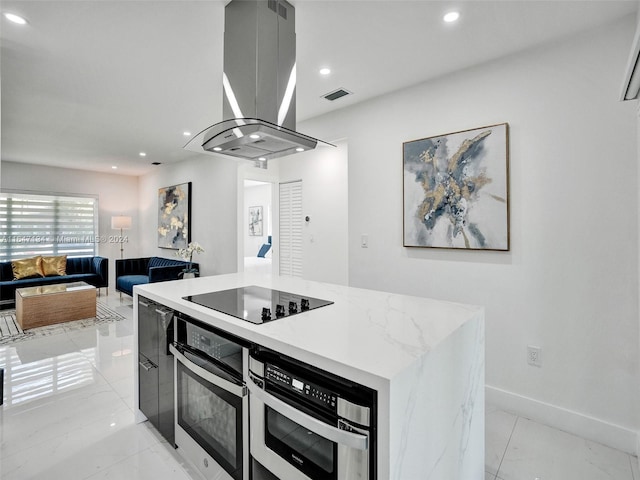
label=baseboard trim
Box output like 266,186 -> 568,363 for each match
486,385 -> 637,455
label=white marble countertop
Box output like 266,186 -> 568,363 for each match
134,273 -> 483,390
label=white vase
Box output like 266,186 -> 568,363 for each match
182,272 -> 196,279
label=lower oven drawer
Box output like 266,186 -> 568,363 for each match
251,457 -> 284,480
176,424 -> 236,480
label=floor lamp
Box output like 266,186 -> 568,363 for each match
111,215 -> 132,259
111,215 -> 132,301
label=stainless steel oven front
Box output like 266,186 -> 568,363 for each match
248,347 -> 376,480
170,313 -> 249,480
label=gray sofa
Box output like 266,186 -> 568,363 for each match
0,256 -> 109,309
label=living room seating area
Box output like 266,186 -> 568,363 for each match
115,256 -> 199,297
0,256 -> 108,309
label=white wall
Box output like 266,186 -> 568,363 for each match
137,155 -> 238,277
0,161 -> 139,291
300,17 -> 639,451
244,183 -> 271,257
275,140 -> 349,285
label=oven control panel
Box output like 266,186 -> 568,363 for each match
265,364 -> 337,411
184,322 -> 240,362
190,332 -> 221,358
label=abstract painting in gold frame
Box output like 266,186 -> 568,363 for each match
158,182 -> 191,249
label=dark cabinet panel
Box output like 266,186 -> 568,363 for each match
138,296 -> 175,444
157,307 -> 175,444
139,353 -> 159,424
138,298 -> 159,364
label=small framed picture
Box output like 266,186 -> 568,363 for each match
249,206 -> 263,236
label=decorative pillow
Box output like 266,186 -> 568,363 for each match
41,255 -> 67,276
12,256 -> 44,280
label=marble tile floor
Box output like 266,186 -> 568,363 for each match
485,406 -> 639,480
0,294 -> 638,480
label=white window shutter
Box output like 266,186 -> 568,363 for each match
279,181 -> 303,278
0,192 -> 98,261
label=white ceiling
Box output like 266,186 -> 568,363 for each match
1,1 -> 637,176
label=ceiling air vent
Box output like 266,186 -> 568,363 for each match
322,88 -> 352,101
278,2 -> 287,19
267,0 -> 287,18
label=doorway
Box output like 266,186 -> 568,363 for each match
242,180 -> 273,274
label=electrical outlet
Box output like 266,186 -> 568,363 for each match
527,345 -> 542,367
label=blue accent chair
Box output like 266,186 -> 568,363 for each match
115,256 -> 199,297
257,235 -> 272,258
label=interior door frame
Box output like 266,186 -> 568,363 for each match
237,166 -> 279,275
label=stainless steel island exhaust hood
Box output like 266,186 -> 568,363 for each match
184,0 -> 331,166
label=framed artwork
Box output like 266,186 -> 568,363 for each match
403,123 -> 509,250
158,182 -> 191,249
249,206 -> 263,236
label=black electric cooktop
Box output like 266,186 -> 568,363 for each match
183,285 -> 334,324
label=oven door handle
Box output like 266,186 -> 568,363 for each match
247,377 -> 368,451
169,344 -> 246,397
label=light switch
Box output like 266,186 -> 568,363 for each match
361,234 -> 368,248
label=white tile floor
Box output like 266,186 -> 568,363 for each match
485,406 -> 639,480
0,294 -> 638,480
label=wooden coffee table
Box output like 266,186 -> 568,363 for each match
15,281 -> 97,330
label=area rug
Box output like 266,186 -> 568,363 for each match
0,302 -> 125,345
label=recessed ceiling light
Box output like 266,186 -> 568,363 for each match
4,13 -> 27,25
183,131 -> 191,137
319,68 -> 331,76
213,147 -> 222,152
258,157 -> 267,161
443,11 -> 460,23
139,152 -> 147,157
249,134 -> 260,139
112,166 -> 118,170
296,147 -> 304,152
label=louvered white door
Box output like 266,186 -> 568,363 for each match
279,181 -> 303,277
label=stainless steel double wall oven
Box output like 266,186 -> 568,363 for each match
157,286 -> 377,480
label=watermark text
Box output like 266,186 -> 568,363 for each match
0,235 -> 128,244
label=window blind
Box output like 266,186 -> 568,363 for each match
279,180 -> 303,278
0,192 -> 98,262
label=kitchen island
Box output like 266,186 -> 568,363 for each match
134,273 -> 485,480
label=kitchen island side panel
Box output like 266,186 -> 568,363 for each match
388,312 -> 485,480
